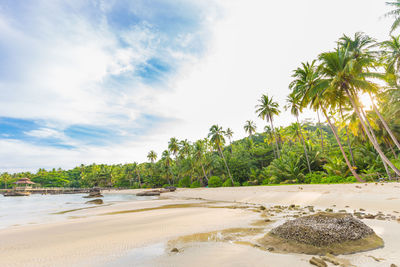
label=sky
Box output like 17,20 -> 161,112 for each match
0,0 -> 394,172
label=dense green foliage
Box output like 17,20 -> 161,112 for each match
1,5 -> 400,189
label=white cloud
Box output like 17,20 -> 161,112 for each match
0,0 -> 393,172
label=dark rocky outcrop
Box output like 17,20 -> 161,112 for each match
83,187 -> 103,198
136,190 -> 161,196
85,199 -> 103,205
258,212 -> 384,255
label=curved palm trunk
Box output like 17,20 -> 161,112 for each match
201,163 -> 208,181
316,109 -> 325,153
219,146 -> 234,184
361,109 -> 392,180
339,105 -> 356,166
345,89 -> 400,177
296,116 -> 312,174
322,108 -> 364,182
270,119 -> 281,158
370,95 -> 400,153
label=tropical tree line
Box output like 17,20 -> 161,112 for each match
1,2 -> 400,189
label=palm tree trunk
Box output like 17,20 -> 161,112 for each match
386,138 -> 398,159
201,163 -> 208,181
360,108 -> 392,180
270,119 -> 281,157
136,170 -> 142,188
322,108 -> 364,182
370,94 -> 400,153
345,89 -> 400,177
339,105 -> 356,166
219,146 -> 234,184
317,109 -> 324,153
296,116 -> 311,174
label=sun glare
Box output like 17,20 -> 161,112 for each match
359,93 -> 374,111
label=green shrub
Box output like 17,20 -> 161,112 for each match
190,181 -> 201,188
222,179 -> 240,187
261,178 -> 270,185
208,176 -> 222,187
305,171 -> 327,184
178,176 -> 191,188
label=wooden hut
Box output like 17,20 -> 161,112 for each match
14,177 -> 35,189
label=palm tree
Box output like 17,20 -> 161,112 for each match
243,120 -> 257,139
147,150 -> 157,163
292,60 -> 365,182
194,140 -> 208,182
385,1 -> 400,33
225,128 -> 234,145
208,125 -> 234,184
168,137 -> 179,158
320,40 -> 400,176
285,93 -> 312,174
161,150 -> 173,185
255,94 -> 281,157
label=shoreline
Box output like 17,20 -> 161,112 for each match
0,184 -> 399,266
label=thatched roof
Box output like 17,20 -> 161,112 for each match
14,177 -> 35,185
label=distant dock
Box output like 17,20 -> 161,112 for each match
0,187 -> 92,195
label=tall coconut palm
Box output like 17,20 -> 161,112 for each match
285,93 -> 312,174
168,137 -> 179,158
147,150 -> 157,163
290,61 -> 325,153
244,120 -> 257,140
318,45 -> 400,176
292,61 -> 365,182
161,150 -> 173,185
225,128 -> 234,145
208,125 -> 234,184
255,94 -> 281,157
194,140 -> 208,182
385,1 -> 400,33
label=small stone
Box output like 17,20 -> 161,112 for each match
85,199 -> 103,205
259,206 -> 266,210
171,248 -> 179,253
325,208 -> 333,212
309,257 -> 327,267
321,255 -> 340,266
364,214 -> 376,219
307,206 -> 315,212
345,206 -> 350,208
267,247 -> 274,251
391,264 -> 398,267
355,186 -> 362,189
338,210 -> 346,213
359,208 -> 365,211
289,204 -> 296,209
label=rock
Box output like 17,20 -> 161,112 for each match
338,210 -> 346,213
259,206 -> 266,210
165,186 -> 177,192
391,264 -> 398,267
267,247 -> 274,251
307,206 -> 315,212
364,214 -> 376,219
309,257 -> 327,267
289,204 -> 296,209
171,248 -> 179,253
325,208 -> 333,212
136,190 -> 161,196
355,185 -> 362,189
321,254 -> 340,265
359,208 -> 365,211
83,192 -> 103,198
85,199 -> 103,205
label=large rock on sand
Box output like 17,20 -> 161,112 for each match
258,212 -> 383,255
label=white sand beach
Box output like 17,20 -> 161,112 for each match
1,184 -> 400,267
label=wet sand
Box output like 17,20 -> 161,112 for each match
1,184 -> 400,266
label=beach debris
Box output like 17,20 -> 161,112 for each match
170,248 -> 179,253
258,212 -> 384,255
309,257 -> 327,267
85,199 -> 103,205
